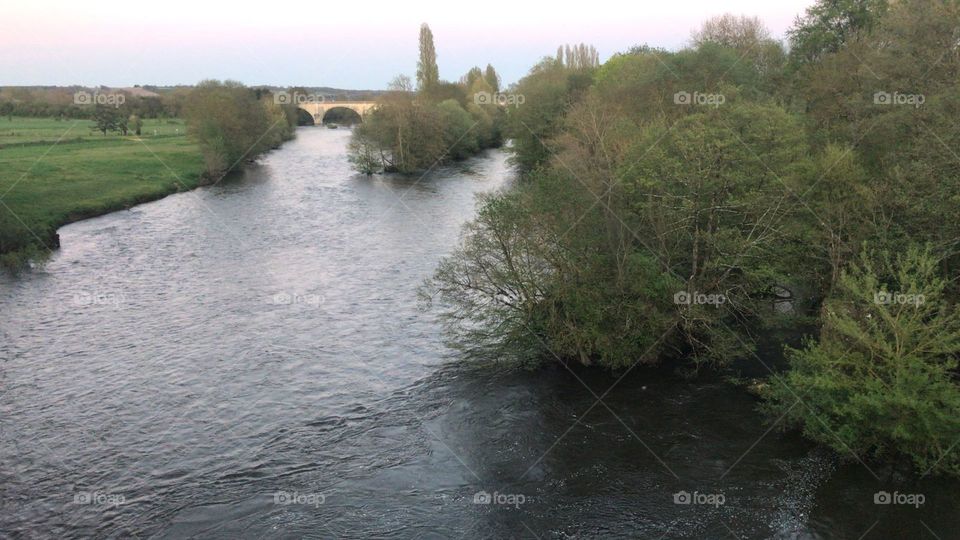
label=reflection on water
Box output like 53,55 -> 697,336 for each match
1,128 -> 958,538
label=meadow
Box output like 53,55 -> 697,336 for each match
0,116 -> 205,264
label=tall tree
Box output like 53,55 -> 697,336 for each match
461,66 -> 483,89
692,13 -> 771,50
416,23 -> 440,94
484,64 -> 500,93
556,43 -> 600,70
787,0 -> 888,70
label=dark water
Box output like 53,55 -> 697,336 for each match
2,128 -> 958,539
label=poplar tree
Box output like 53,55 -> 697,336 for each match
483,64 -> 500,93
416,23 -> 439,94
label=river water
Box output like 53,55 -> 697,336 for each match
1,128 -> 958,539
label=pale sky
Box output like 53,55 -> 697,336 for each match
2,0 -> 814,89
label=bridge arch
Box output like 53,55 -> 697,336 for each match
296,101 -> 377,125
320,106 -> 362,125
294,108 -> 315,126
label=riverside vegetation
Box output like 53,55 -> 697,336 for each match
423,0 -> 960,477
347,24 -> 505,173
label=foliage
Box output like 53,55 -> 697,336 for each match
430,96 -> 810,368
787,0 -> 888,70
484,64 -> 500,93
128,114 -> 143,135
0,86 -> 185,120
503,57 -> 592,173
424,172 -> 681,366
183,80 -> 295,177
555,43 -> 601,70
416,23 -> 440,94
692,14 -> 787,88
427,1 -> 960,478
91,105 -> 122,135
794,0 -> 960,281
762,246 -> 960,476
348,25 -> 503,174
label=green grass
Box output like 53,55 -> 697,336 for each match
0,116 -> 187,146
0,117 -> 205,263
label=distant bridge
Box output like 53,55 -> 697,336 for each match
297,101 -> 377,124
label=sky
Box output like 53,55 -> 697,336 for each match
2,0 -> 815,90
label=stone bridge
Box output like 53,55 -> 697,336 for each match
297,101 -> 377,124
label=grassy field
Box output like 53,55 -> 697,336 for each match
0,116 -> 188,145
0,116 -> 205,264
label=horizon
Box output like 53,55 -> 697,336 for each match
3,0 -> 813,89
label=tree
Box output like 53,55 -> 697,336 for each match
461,66 -> 483,89
483,64 -> 500,93
692,13 -> 771,49
795,0 -> 960,284
556,43 -> 600,70
437,99 -> 480,160
347,33 -> 501,175
91,105 -> 120,135
762,246 -> 960,476
128,114 -> 143,136
619,102 -> 809,366
692,14 -> 786,85
347,131 -> 381,175
504,56 -> 591,172
416,23 -> 439,94
183,80 -> 295,177
388,74 -> 414,92
787,0 -> 888,70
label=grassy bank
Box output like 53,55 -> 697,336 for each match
0,117 -> 205,267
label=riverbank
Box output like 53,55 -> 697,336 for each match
0,118 -> 205,267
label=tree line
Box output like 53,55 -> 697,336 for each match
0,87 -> 185,120
347,24 -> 505,174
425,0 -> 960,477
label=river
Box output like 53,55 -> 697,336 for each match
1,128 -> 958,539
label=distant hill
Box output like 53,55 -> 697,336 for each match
2,85 -> 383,100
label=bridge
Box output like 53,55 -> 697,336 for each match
297,101 -> 377,124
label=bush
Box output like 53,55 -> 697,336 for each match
762,246 -> 960,476
0,211 -> 49,271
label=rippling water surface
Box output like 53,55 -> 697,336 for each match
2,128 -> 959,539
